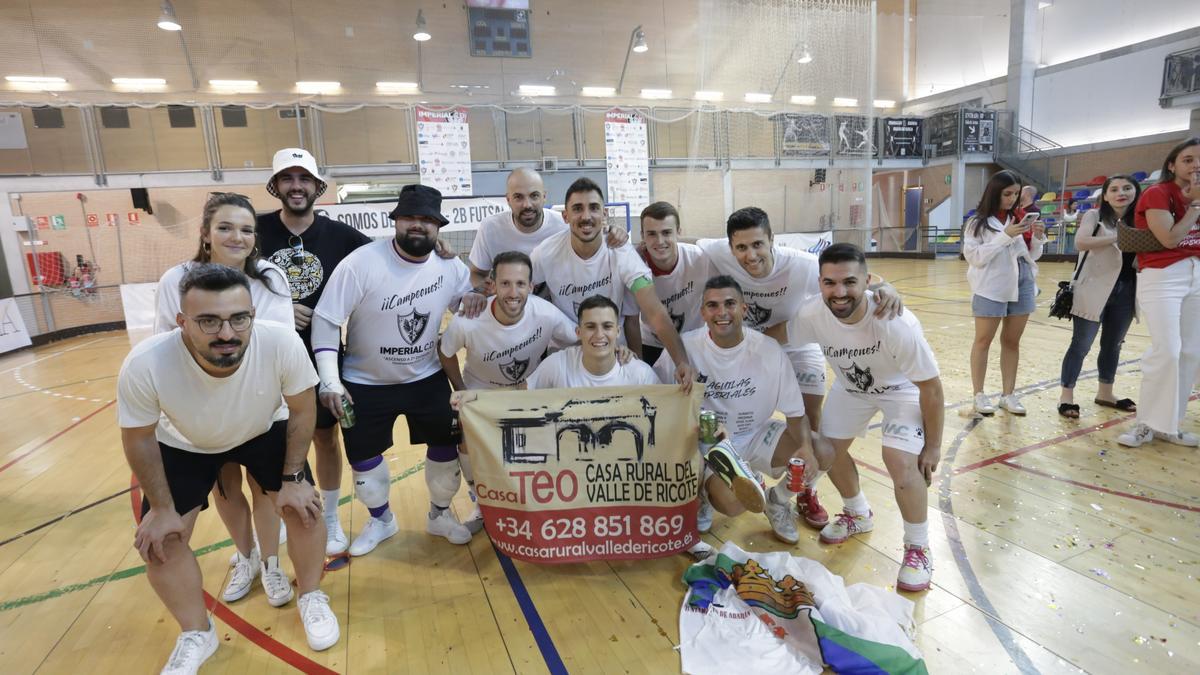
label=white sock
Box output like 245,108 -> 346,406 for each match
842,492 -> 870,515
805,469 -> 828,491
320,489 -> 340,520
425,458 -> 462,509
768,482 -> 790,503
457,452 -> 477,501
903,520 -> 929,548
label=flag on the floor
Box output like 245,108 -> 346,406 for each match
679,542 -> 927,675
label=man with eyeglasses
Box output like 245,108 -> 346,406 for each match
256,148 -> 371,556
117,264 -> 339,673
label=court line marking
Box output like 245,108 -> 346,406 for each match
998,460 -> 1200,513
0,399 -> 115,474
0,336 -> 112,375
490,544 -> 567,675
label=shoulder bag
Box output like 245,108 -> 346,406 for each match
1049,218 -> 1104,319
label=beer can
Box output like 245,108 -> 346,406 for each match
698,409 -> 719,445
787,457 -> 806,493
339,395 -> 356,429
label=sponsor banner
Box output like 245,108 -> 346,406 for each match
778,113 -> 831,157
0,298 -> 32,354
882,117 -> 923,158
605,108 -> 650,215
834,114 -> 876,157
461,384 -> 704,564
961,109 -> 995,153
416,106 -> 473,195
774,231 -> 833,255
315,196 -> 508,239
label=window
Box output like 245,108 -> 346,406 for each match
220,105 -> 247,128
167,105 -> 196,128
99,107 -> 130,129
31,107 -> 64,129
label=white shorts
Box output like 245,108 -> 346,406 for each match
740,419 -> 788,476
787,343 -> 827,396
820,387 -> 925,455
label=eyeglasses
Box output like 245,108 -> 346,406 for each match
186,312 -> 254,334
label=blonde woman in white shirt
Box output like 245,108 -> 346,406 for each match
153,192 -> 295,607
964,170 -> 1046,416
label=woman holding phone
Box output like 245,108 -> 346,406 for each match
964,170 -> 1046,415
1117,138 -> 1200,447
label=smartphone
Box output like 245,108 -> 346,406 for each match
1018,213 -> 1039,229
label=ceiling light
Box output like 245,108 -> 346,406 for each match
693,91 -> 724,101
112,77 -> 166,86
790,95 -> 816,105
632,28 -> 648,53
832,97 -> 859,107
296,81 -> 341,94
6,75 -> 66,84
582,86 -> 615,97
640,88 -> 672,99
413,9 -> 431,41
796,46 -> 813,64
157,0 -> 182,31
377,81 -> 420,93
744,92 -> 771,103
873,99 -> 896,108
209,79 -> 258,91
519,84 -> 556,96
1037,1 -> 1052,8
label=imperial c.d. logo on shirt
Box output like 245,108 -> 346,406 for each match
499,357 -> 530,383
397,309 -> 430,345
744,302 -> 772,327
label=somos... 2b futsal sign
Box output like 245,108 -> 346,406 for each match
460,385 -> 704,563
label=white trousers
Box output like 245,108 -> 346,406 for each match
1135,257 -> 1200,434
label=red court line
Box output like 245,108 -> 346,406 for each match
953,415 -> 1132,474
1000,460 -> 1200,514
130,474 -> 338,674
0,400 -> 115,474
854,458 -> 889,477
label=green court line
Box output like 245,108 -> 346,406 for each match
0,461 -> 425,613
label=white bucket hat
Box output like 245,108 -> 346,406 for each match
266,148 -> 327,199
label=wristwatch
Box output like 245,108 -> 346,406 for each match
281,468 -> 307,484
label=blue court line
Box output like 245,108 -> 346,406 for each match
490,543 -> 568,675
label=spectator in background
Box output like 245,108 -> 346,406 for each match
1062,199 -> 1080,225
1117,138 -> 1200,448
1057,176 -> 1140,419
964,170 -> 1046,416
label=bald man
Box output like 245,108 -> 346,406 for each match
468,168 -> 568,291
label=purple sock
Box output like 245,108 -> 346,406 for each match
426,444 -> 459,462
368,502 -> 390,518
350,455 -> 383,472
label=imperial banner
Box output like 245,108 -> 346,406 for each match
459,384 -> 704,564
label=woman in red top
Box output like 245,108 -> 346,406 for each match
1116,138 -> 1200,448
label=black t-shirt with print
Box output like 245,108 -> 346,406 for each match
256,210 -> 371,342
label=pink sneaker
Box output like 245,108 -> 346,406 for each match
897,545 -> 933,592
819,510 -> 874,544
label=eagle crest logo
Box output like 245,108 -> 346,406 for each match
396,309 -> 430,345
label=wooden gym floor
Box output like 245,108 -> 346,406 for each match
0,259 -> 1196,674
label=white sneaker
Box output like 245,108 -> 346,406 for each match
160,619 -> 217,675
998,395 -> 1026,416
348,515 -> 399,556
1153,429 -> 1200,447
1117,422 -> 1154,448
764,486 -> 799,544
260,555 -> 294,607
222,549 -> 260,602
697,494 -> 713,533
427,509 -> 472,545
973,393 -> 996,416
686,540 -> 715,562
297,590 -> 340,651
463,504 -> 485,534
325,516 -> 349,556
897,545 -> 933,592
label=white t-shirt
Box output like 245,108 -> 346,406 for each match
786,294 -> 940,400
313,239 -> 472,385
640,243 -> 710,348
697,239 -> 820,331
655,328 -> 804,449
526,346 -> 661,389
154,260 -> 293,334
531,231 -> 651,320
467,208 -> 567,271
439,295 -> 577,389
117,321 -> 318,454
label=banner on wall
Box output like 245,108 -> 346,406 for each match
778,113 -> 831,157
961,109 -> 995,153
460,385 -> 704,564
416,106 -> 473,196
0,298 -> 32,354
835,115 -> 876,157
928,109 -> 959,158
604,108 -> 650,214
882,117 -> 924,158
315,195 -> 508,239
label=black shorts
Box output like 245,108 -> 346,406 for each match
341,371 -> 456,464
641,345 -> 664,369
141,420 -> 314,517
301,332 -> 342,430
